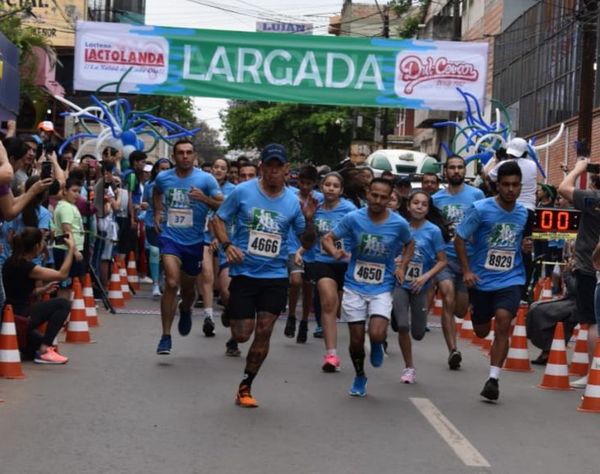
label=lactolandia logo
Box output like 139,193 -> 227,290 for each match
359,234 -> 386,257
488,223 -> 517,248
251,208 -> 280,234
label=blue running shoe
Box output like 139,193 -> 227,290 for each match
349,376 -> 368,397
157,335 -> 172,355
178,305 -> 192,336
370,342 -> 384,368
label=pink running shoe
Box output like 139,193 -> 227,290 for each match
400,367 -> 416,384
34,347 -> 69,365
322,354 -> 341,373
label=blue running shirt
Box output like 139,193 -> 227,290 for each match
153,168 -> 222,245
314,198 -> 357,264
332,207 -> 412,295
286,188 -> 323,263
204,181 -> 236,244
401,220 -> 446,291
432,184 -> 485,258
456,197 -> 528,291
217,179 -> 305,279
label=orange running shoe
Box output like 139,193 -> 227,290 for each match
235,385 -> 259,408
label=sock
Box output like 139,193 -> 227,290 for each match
240,371 -> 256,389
489,366 -> 501,380
350,349 -> 365,377
148,245 -> 160,282
203,307 -> 214,320
326,349 -> 337,357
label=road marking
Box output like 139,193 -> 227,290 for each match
410,397 -> 491,468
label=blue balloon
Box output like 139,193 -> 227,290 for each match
121,130 -> 137,146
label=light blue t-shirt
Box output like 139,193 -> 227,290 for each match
153,168 -> 222,245
401,220 -> 446,291
456,197 -> 528,291
314,198 -> 357,264
332,207 -> 412,295
142,180 -> 155,228
217,179 -> 305,279
286,188 -> 323,263
432,184 -> 485,258
205,181 -> 236,244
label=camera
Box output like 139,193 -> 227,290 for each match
54,234 -> 67,245
586,163 -> 600,174
40,161 -> 52,180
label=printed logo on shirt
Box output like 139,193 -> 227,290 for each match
359,234 -> 387,257
488,223 -> 518,248
442,204 -> 463,238
251,208 -> 281,234
315,218 -> 332,235
166,188 -> 190,208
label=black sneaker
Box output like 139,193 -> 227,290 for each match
480,377 -> 499,401
448,349 -> 462,370
284,316 -> 296,338
296,320 -> 308,344
203,317 -> 215,337
178,305 -> 192,336
225,339 -> 241,357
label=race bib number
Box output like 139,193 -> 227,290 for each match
248,230 -> 282,258
167,209 -> 193,228
354,260 -> 385,284
484,249 -> 515,271
405,262 -> 423,282
320,239 -> 344,255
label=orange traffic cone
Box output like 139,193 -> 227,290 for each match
65,278 -> 92,344
538,322 -> 572,390
459,312 -> 474,340
431,291 -> 442,317
539,278 -> 553,301
578,339 -> 600,412
504,308 -> 532,372
0,305 -> 25,379
83,273 -> 99,327
118,258 -> 132,301
127,251 -> 140,290
481,318 -> 495,353
569,324 -> 589,377
108,262 -> 124,308
533,278 -> 544,302
572,323 -> 580,344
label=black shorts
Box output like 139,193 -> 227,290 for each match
116,216 -> 137,254
302,262 -> 316,283
228,275 -> 289,319
311,262 -> 348,289
469,285 -> 521,325
574,271 -> 597,324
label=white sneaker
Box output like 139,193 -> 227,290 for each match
570,375 -> 588,389
152,284 -> 162,298
400,367 -> 416,384
140,276 -> 153,284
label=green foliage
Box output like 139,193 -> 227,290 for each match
192,119 -> 225,162
135,95 -> 197,130
390,0 -> 431,38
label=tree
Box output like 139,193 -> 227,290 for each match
134,95 -> 197,130
192,120 -> 224,162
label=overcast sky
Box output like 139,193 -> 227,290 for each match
144,0 -> 383,141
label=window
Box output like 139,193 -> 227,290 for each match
371,155 -> 392,171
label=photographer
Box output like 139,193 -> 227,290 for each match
558,158 -> 600,388
3,227 -> 75,364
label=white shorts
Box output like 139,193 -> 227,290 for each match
341,288 -> 393,323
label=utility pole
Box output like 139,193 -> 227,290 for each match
382,4 -> 390,148
577,0 -> 598,188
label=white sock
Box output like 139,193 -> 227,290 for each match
203,308 -> 214,320
489,366 -> 501,380
326,349 -> 337,356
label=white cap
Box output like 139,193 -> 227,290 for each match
506,137 -> 529,157
143,164 -> 153,173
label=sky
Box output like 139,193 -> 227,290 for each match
144,0 -> 383,142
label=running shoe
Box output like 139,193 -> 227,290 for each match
225,339 -> 241,357
152,283 -> 161,299
296,320 -> 308,343
448,349 -> 462,370
349,375 -> 368,397
157,335 -> 172,354
236,385 -> 259,408
140,276 -> 154,284
480,377 -> 499,401
178,304 -> 192,336
202,316 -> 216,337
284,315 -> 296,338
313,325 -> 323,338
34,347 -> 68,365
370,342 -> 384,368
322,354 -> 341,373
400,367 -> 416,384
570,375 -> 588,389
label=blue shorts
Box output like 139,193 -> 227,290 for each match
435,255 -> 467,293
159,236 -> 204,277
469,285 -> 521,325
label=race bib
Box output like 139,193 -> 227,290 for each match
167,208 -> 193,228
405,262 -> 423,282
354,260 -> 385,284
484,249 -> 515,271
320,239 -> 344,255
248,230 -> 282,258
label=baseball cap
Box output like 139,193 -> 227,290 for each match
260,143 -> 288,163
38,121 -> 54,133
395,175 -> 412,186
506,137 -> 528,158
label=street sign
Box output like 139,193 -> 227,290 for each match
256,22 -> 313,34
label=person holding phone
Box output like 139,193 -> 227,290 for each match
3,227 -> 75,364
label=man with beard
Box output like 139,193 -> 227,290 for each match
432,155 -> 485,370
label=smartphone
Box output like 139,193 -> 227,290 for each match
586,163 -> 600,174
41,161 -> 52,180
54,234 -> 67,246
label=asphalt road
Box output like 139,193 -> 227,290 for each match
1,290 -> 598,474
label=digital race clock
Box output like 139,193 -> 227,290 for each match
532,208 -> 581,239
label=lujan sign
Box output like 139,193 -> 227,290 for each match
74,21 -> 488,110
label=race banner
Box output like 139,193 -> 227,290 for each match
74,21 -> 488,110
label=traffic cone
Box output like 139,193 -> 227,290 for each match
118,258 -> 131,301
454,316 -> 462,335
83,273 -> 99,327
65,278 -> 92,344
504,308 -> 532,372
459,312 -> 474,340
431,291 -> 442,317
578,339 -> 600,412
533,278 -> 543,302
108,262 -> 124,308
481,318 -> 495,353
539,278 -> 553,301
0,305 -> 25,379
127,251 -> 140,290
569,324 -> 589,377
572,323 -> 580,344
538,322 -> 572,390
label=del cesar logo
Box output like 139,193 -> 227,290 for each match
395,54 -> 479,94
